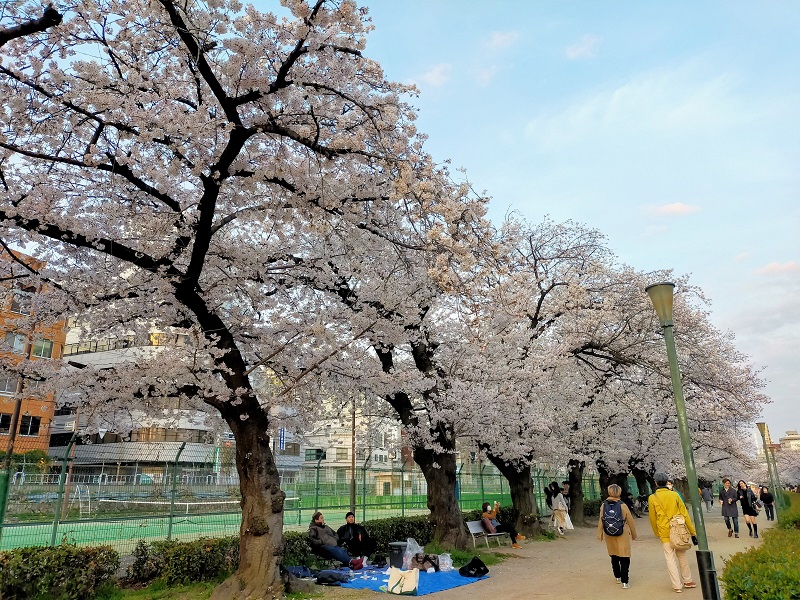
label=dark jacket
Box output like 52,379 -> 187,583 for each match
308,522 -> 339,548
719,486 -> 739,517
761,491 -> 774,505
337,522 -> 369,549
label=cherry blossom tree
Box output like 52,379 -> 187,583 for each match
0,1 -> 457,596
0,3 -> 62,49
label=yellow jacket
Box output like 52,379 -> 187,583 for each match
648,487 -> 696,543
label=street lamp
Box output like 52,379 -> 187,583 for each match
646,282 -> 721,600
755,423 -> 779,518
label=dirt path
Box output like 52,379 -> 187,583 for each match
324,509 -> 771,599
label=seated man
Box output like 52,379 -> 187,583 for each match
307,511 -> 363,570
337,511 -> 377,560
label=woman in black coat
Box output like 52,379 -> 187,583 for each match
737,480 -> 759,538
760,486 -> 775,521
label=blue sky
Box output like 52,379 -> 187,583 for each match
257,1 -> 800,433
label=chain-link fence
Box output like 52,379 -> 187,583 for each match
0,437 -> 607,557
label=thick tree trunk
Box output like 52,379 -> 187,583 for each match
212,416 -> 285,600
567,459 -> 586,526
486,455 -> 543,536
632,468 -> 651,498
414,447 -> 468,549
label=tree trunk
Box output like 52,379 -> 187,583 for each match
567,459 -> 586,526
632,468 -> 651,498
414,446 -> 468,549
211,416 -> 285,600
486,455 -> 543,536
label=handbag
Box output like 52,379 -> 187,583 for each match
387,567 -> 419,595
409,553 -> 440,571
651,494 -> 692,550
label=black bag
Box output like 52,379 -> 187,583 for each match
371,554 -> 388,568
458,556 -> 489,578
601,500 -> 625,536
315,570 -> 350,585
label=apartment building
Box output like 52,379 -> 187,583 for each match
0,249 -> 66,453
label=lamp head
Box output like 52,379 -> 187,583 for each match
645,282 -> 675,327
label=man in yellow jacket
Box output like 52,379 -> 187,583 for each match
648,473 -> 698,593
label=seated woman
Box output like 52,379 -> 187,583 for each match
337,511 -> 377,560
481,501 -> 524,549
307,511 -> 363,569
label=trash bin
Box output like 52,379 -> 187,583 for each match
388,542 -> 408,569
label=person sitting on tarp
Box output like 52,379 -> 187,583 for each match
337,511 -> 377,560
307,511 -> 363,570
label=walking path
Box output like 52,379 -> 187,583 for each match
327,508 -> 771,599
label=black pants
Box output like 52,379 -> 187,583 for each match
611,555 -> 631,584
345,536 -> 377,558
764,504 -> 775,521
496,523 -> 519,542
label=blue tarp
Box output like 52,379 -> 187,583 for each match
342,567 -> 488,595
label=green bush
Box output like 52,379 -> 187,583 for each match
159,537 -> 239,585
720,527 -> 800,600
583,499 -> 601,517
0,543 -> 119,600
777,491 -> 800,530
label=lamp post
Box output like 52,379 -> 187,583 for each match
646,282 -> 721,600
768,444 -> 784,509
755,423 -> 779,518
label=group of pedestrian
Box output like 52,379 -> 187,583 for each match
597,473 -> 777,593
546,481 -> 573,536
719,478 -> 772,538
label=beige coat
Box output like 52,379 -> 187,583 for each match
597,498 -> 637,557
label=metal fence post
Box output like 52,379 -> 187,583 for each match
166,442 -> 186,541
361,456 -> 370,523
400,460 -> 407,517
314,455 -> 323,512
479,463 -> 486,506
50,435 -> 77,547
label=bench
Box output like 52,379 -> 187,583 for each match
466,520 -> 510,548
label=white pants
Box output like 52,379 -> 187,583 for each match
661,542 -> 692,590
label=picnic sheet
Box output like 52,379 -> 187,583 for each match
341,566 -> 489,595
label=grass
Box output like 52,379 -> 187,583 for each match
96,580 -> 217,600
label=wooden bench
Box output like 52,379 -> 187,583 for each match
466,520 -> 510,548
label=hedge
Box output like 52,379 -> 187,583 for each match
0,543 -> 119,600
718,492 -> 800,600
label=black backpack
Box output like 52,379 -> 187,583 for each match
602,499 -> 625,536
458,556 -> 489,578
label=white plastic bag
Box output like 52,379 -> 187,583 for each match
402,538 -> 424,570
438,553 -> 453,572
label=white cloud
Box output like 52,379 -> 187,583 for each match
416,63 -> 452,88
648,203 -> 700,216
486,31 -> 519,49
756,261 -> 800,275
734,252 -> 751,262
475,65 -> 498,86
566,34 -> 602,60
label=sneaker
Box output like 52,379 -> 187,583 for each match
558,527 -> 565,535
684,582 -> 697,588
754,533 -> 759,538
616,578 -> 621,584
511,543 -> 522,549
727,530 -> 733,537
674,589 -> 683,593
362,556 -> 369,565
622,583 -> 630,589
749,532 -> 753,537
516,534 -> 526,541
735,533 -> 739,538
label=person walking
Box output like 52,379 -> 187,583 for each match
598,484 -> 638,589
550,483 -> 571,536
760,485 -> 775,521
737,480 -> 759,538
648,472 -> 698,593
700,486 -> 713,512
719,478 -> 740,538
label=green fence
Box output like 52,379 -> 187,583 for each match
0,441 -> 605,557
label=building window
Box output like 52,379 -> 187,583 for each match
24,377 -> 45,396
19,415 -> 41,436
4,332 -> 27,354
0,413 -> 11,434
10,292 -> 32,315
280,442 -> 300,457
32,339 -> 54,359
355,448 -> 368,461
305,448 -> 325,461
335,448 -> 349,461
0,375 -> 18,396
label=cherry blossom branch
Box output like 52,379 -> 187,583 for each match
0,5 -> 62,49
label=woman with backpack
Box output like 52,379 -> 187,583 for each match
598,484 -> 638,589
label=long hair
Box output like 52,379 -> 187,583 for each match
482,502 -> 491,513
